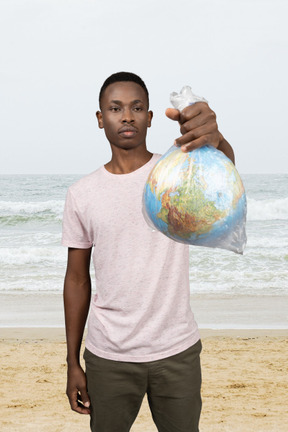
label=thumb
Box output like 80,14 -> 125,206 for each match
165,108 -> 180,121
83,394 -> 90,408
79,387 -> 90,407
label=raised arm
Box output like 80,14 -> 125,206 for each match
217,133 -> 235,164
63,247 -> 92,415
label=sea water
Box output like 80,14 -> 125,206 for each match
189,174 -> 288,296
0,174 -> 287,327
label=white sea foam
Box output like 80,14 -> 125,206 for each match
247,234 -> 288,249
247,197 -> 288,221
0,246 -> 66,265
0,231 -> 61,248
0,200 -> 64,227
1,197 -> 287,226
0,200 -> 64,217
0,273 -> 65,292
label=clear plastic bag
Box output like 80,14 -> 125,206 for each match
143,86 -> 247,254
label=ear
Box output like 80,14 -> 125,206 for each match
147,110 -> 153,128
96,111 -> 104,129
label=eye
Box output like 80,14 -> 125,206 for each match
110,106 -> 121,112
133,106 -> 143,112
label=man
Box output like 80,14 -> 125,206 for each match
62,71 -> 234,432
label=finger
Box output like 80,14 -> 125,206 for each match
68,390 -> 91,415
165,108 -> 180,121
78,386 -> 91,409
175,124 -> 217,147
75,402 -> 91,415
179,102 -> 208,122
178,120 -> 216,143
179,111 -> 217,135
180,136 -> 218,153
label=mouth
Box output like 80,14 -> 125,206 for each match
118,126 -> 137,138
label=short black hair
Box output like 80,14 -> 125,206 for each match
99,71 -> 149,108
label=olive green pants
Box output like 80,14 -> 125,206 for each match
84,340 -> 202,432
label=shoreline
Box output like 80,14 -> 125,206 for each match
1,292 -> 287,329
1,327 -> 287,342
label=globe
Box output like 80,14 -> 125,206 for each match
143,145 -> 247,254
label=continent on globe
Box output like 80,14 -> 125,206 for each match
143,145 -> 247,254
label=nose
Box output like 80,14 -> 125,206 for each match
121,107 -> 134,123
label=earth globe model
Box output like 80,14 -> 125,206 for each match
143,145 -> 247,254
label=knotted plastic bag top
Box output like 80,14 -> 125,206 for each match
143,86 -> 247,254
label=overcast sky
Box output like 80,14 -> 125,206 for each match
1,0 -> 287,175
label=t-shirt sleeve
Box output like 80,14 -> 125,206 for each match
61,188 -> 93,249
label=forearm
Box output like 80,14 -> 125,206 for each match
218,133 -> 235,164
64,276 -> 91,366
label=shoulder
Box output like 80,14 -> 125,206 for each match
149,153 -> 162,168
68,167 -> 104,198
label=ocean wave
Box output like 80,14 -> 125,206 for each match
0,200 -> 64,225
0,275 -> 64,292
2,196 -> 287,226
189,268 -> 288,296
247,197 -> 288,221
0,231 -> 62,248
0,246 -> 66,265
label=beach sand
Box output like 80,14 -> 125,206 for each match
1,328 -> 287,432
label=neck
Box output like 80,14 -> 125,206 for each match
105,147 -> 153,174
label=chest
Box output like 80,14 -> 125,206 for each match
82,178 -> 147,242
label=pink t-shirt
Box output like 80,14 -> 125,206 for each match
62,154 -> 199,362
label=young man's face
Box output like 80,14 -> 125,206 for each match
96,81 -> 153,151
